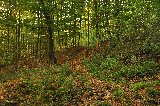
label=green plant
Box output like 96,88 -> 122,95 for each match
0,54 -> 14,66
60,63 -> 73,76
147,88 -> 160,98
100,57 -> 119,70
97,100 -> 111,106
1,65 -> 81,105
113,88 -> 124,101
114,60 -> 159,80
130,81 -> 153,92
0,71 -> 19,82
82,56 -> 99,74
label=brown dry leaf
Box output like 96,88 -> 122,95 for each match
103,92 -> 111,100
0,83 -> 5,101
0,95 -> 4,100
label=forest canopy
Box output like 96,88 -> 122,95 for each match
0,0 -> 159,64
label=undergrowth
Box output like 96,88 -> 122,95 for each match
83,53 -> 159,82
0,64 -> 90,105
83,52 -> 160,105
0,46 -> 159,105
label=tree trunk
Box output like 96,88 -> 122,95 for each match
94,0 -> 99,40
87,3 -> 90,47
47,21 -> 57,64
16,10 -> 21,62
35,10 -> 40,58
39,0 -> 57,64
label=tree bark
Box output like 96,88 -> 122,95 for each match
39,0 -> 57,64
94,0 -> 99,40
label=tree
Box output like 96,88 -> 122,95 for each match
38,0 -> 57,64
0,0 -> 159,65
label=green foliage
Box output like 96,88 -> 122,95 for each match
1,0 -> 159,61
129,81 -> 160,105
83,52 -> 159,83
147,88 -> 160,98
100,57 -> 119,70
141,38 -> 160,59
130,82 -> 153,91
2,55 -> 13,65
117,60 -> 159,79
59,63 -> 73,76
1,65 -> 92,105
83,56 -> 99,74
83,54 -> 120,78
0,71 -> 19,82
112,88 -> 124,101
97,100 -> 111,106
21,66 -> 74,105
130,80 -> 159,92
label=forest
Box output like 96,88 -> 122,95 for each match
0,0 -> 160,105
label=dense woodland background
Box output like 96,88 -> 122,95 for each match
0,0 -> 160,105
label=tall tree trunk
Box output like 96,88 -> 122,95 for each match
87,2 -> 90,47
39,0 -> 57,64
57,13 -> 61,49
16,10 -> 21,62
35,10 -> 40,58
74,14 -> 76,46
47,22 -> 57,64
114,0 -> 122,43
78,16 -> 82,46
94,0 -> 99,40
7,26 -> 10,53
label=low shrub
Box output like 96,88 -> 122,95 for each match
83,53 -> 159,83
112,88 -> 125,101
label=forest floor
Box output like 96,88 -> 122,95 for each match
0,46 -> 160,105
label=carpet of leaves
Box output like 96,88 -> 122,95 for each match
0,45 -> 160,105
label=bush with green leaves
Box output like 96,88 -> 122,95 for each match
83,52 -> 159,83
0,71 -> 19,82
129,80 -> 160,105
147,87 -> 160,98
116,60 -> 159,79
83,54 -> 122,82
112,88 -> 125,101
0,54 -> 13,66
130,81 -> 153,92
97,100 -> 111,106
141,35 -> 160,58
